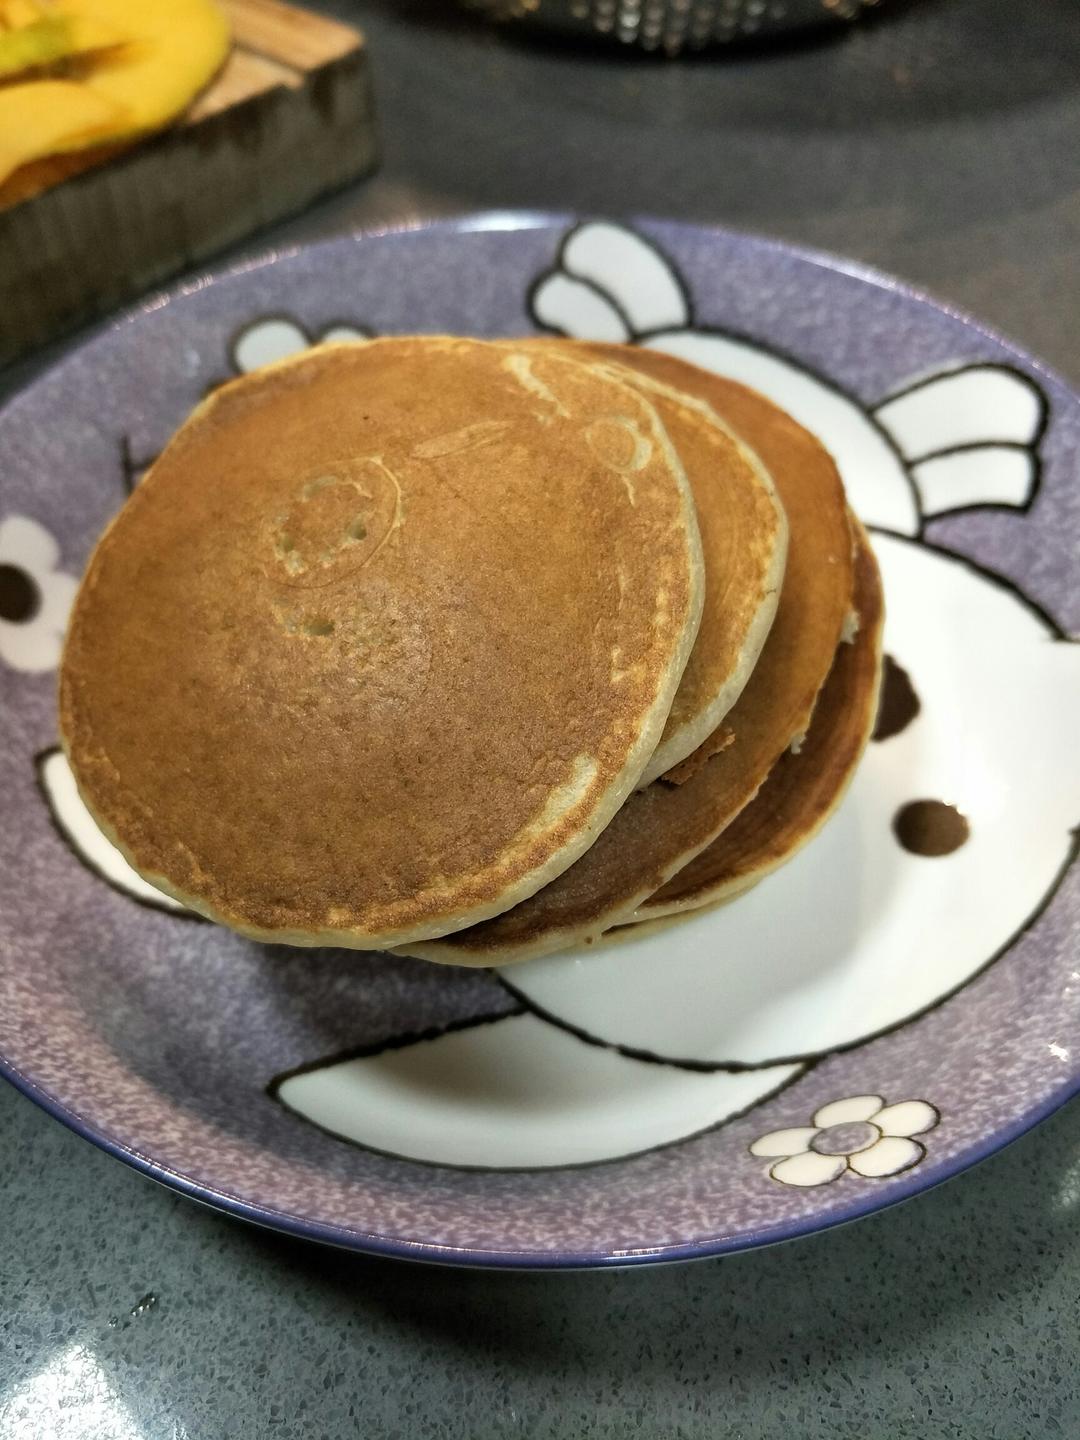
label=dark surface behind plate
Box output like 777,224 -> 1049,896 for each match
4,1076 -> 1080,1435
3,0 -> 1080,1432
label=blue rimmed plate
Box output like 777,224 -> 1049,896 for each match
1,214 -> 1078,1266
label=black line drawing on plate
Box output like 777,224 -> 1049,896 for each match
263,224 -> 1076,1170
31,221 -> 1080,1173
748,1094 -> 941,1189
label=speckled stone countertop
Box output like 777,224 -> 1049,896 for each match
3,1 -> 1080,1434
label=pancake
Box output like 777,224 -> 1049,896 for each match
636,522 -> 884,920
524,340 -> 789,785
403,373 -> 855,966
59,337 -> 705,949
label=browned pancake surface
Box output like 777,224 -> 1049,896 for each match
60,338 -> 703,947
406,367 -> 854,965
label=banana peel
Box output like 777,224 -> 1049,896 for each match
0,0 -> 230,185
0,1 -> 51,26
62,0 -> 231,133
0,11 -> 125,76
0,76 -> 125,179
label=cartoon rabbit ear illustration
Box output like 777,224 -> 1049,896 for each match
230,317 -> 370,375
36,748 -> 196,917
532,221 -> 690,341
872,363 -> 1047,520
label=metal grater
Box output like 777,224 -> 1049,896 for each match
462,0 -> 885,54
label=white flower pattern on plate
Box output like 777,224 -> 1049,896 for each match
750,1094 -> 940,1187
0,515 -> 78,673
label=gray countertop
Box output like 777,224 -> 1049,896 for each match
3,0 -> 1080,1434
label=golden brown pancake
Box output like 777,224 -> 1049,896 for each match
636,522 -> 884,920
60,337 -> 705,948
404,372 -> 855,966
523,340 -> 789,785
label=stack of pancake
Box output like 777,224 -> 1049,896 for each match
60,336 -> 883,963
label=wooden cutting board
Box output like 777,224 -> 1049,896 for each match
0,0 -> 378,367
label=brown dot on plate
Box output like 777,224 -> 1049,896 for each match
893,799 -> 970,857
0,563 -> 40,624
873,653 -> 921,741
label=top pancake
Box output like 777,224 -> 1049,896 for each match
59,337 -> 704,948
527,340 -> 789,786
637,519 -> 884,920
404,365 -> 855,967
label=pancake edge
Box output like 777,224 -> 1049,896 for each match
59,338 -> 708,950
633,518 -> 885,923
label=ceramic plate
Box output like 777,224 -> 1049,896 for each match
2,215 -> 1078,1267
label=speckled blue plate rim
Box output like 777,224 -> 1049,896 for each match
7,206 -> 1076,418
3,1043 -> 1079,1269
101,206 -> 1080,413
